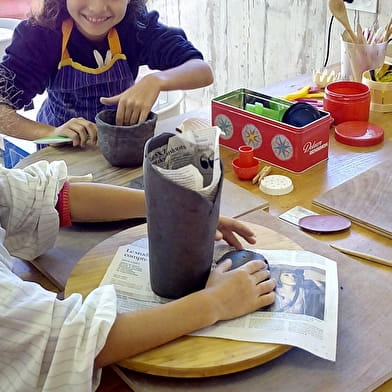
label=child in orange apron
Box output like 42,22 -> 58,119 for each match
0,0 -> 213,147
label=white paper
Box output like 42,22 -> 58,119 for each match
100,241 -> 339,362
279,205 -> 318,226
147,126 -> 222,200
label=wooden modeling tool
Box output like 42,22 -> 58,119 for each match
67,173 -> 93,182
328,0 -> 357,43
330,244 -> 392,268
252,165 -> 272,184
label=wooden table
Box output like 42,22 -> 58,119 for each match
16,72 -> 392,390
17,101 -> 392,266
15,114 -> 268,289
218,77 -> 392,265
65,209 -> 392,392
65,220 -> 298,378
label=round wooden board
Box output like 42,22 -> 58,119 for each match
65,221 -> 302,377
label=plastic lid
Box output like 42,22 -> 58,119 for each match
334,121 -> 384,147
259,175 -> 293,195
281,102 -> 321,127
298,215 -> 351,234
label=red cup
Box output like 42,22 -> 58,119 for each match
232,145 -> 259,180
231,158 -> 259,180
238,145 -> 255,167
323,81 -> 370,125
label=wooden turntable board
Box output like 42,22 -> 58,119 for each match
64,222 -> 300,377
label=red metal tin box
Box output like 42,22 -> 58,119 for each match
211,89 -> 331,173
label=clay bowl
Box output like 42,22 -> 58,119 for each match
231,158 -> 259,180
96,110 -> 157,167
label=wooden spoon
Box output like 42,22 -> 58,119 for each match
356,23 -> 367,44
384,17 -> 392,42
328,0 -> 357,43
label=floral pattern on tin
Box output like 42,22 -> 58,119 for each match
242,124 -> 262,149
215,114 -> 233,139
271,134 -> 293,161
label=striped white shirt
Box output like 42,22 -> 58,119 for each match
0,161 -> 117,391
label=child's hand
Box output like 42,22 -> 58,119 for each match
100,75 -> 161,126
205,259 -> 276,321
54,118 -> 97,147
215,216 -> 257,249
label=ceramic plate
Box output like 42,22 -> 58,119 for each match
299,215 -> 351,233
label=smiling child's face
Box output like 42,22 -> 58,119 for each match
66,0 -> 129,42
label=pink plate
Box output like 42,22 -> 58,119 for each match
298,215 -> 351,233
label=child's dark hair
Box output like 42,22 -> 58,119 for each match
30,0 -> 148,30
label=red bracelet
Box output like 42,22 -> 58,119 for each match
56,181 -> 72,227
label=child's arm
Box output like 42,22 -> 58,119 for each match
0,104 -> 54,141
100,58 -> 213,126
67,183 -> 257,250
145,58 -> 214,91
94,258 -> 275,368
68,182 -> 146,222
0,104 -> 97,147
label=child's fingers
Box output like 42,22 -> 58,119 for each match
257,277 -> 276,295
213,258 -> 232,273
239,259 -> 268,274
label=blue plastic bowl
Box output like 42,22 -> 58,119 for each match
282,102 -> 321,127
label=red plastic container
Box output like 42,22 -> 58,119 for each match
323,81 -> 370,125
232,145 -> 260,180
238,145 -> 256,167
231,158 -> 259,180
212,89 -> 332,173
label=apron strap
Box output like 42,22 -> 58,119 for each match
108,28 -> 122,55
60,19 -> 122,62
61,19 -> 74,61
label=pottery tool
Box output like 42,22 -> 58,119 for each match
356,23 -> 367,44
330,244 -> 392,267
328,0 -> 357,43
245,102 -> 286,122
293,98 -> 323,108
33,136 -> 73,144
282,86 -> 324,101
313,69 -> 341,88
383,17 -> 392,42
252,165 -> 271,184
374,64 -> 392,82
67,173 -> 93,182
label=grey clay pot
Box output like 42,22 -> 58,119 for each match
143,133 -> 223,299
96,109 -> 157,167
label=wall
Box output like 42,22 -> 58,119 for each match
147,0 -> 392,109
0,0 -> 39,19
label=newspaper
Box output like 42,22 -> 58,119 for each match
147,126 -> 222,200
279,205 -> 318,226
100,240 -> 339,361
